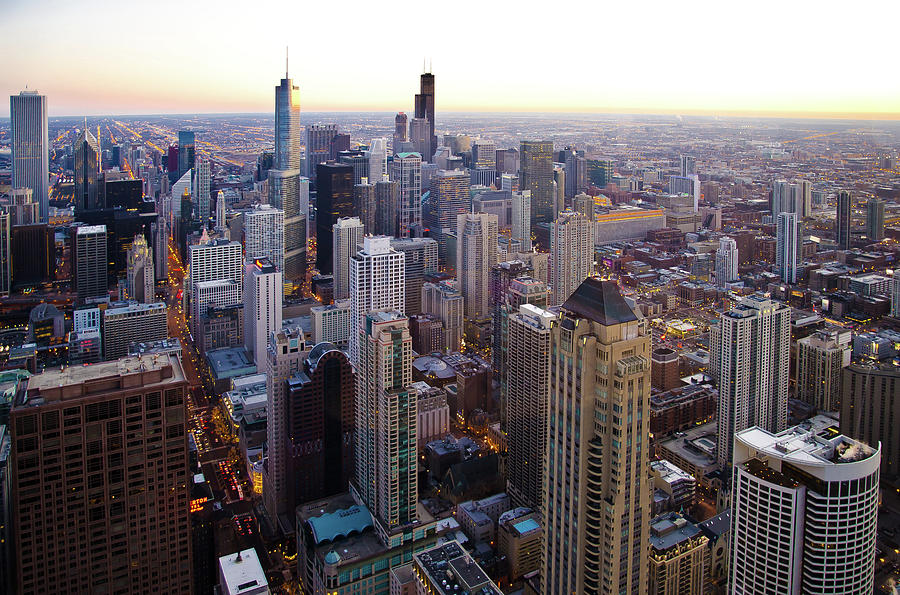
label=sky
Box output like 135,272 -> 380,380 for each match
2,0 -> 899,118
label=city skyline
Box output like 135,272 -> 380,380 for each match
3,0 -> 900,119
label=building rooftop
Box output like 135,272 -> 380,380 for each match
206,347 -> 256,380
218,548 -> 268,595
307,504 -> 373,546
104,301 -> 167,316
698,509 -> 731,539
561,278 -> 639,325
650,512 -> 703,552
414,540 -> 502,595
76,224 -> 106,235
651,459 -> 695,484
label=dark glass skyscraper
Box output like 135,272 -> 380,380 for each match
74,127 -> 101,213
315,163 -> 354,273
414,71 -> 435,161
836,190 -> 852,250
177,130 -> 195,181
275,73 -> 301,171
520,140 -> 555,226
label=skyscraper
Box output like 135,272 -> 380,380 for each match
188,237 -> 243,337
457,212 -> 498,320
242,204 -> 285,274
715,236 -> 738,287
353,179 -> 377,233
9,354 -> 193,593
285,343 -> 355,509
305,124 -> 338,180
101,301 -> 168,360
391,152 -> 423,238
505,303 -> 553,510
836,190 -> 852,249
275,69 -> 301,171
550,209 -> 594,305
75,225 -> 108,302
795,329 -> 851,411
542,279 -> 650,595
194,155 -> 211,225
74,127 -> 101,213
776,211 -> 800,284
389,237 -> 438,316
315,163 -> 354,273
126,233 -> 155,303
10,90 -> 49,222
348,236 -> 405,366
421,280 -> 464,352
351,311 -> 417,544
730,421 -> 880,595
510,190 -> 532,252
520,141 -> 555,226
365,138 -> 388,182
374,178 -> 399,237
426,169 -> 470,262
414,70 -> 435,162
177,130 -> 196,181
393,112 -> 408,151
709,294 -> 790,465
561,147 -> 586,199
332,217 -> 364,300
892,269 -> 900,318
866,197 -> 885,241
680,154 -> 696,177
244,258 -> 283,367
773,179 -> 813,219
409,118 -> 431,161
0,210 -> 10,296
263,325 -> 307,522
842,362 -> 900,482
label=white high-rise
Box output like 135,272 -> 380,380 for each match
332,217 -> 364,300
348,236 -> 405,366
365,138 -> 388,182
188,238 -> 243,336
194,155 -> 211,225
242,204 -> 285,274
10,90 -> 49,221
457,212 -> 498,319
776,211 -> 800,284
243,259 -> 283,367
126,234 -> 155,303
215,190 -> 226,231
773,179 -> 812,218
511,190 -> 532,252
715,236 -> 738,287
710,294 -> 790,465
731,420 -> 880,595
550,209 -> 594,305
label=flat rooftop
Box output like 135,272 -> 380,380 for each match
414,540 -> 502,594
218,548 -> 268,594
650,512 -> 703,552
737,414 -> 876,467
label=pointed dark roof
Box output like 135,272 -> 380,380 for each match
561,278 -> 638,326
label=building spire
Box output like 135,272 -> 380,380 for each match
285,46 -> 289,79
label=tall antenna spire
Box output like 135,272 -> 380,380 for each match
423,57 -> 425,73
285,46 -> 289,79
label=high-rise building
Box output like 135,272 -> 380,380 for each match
414,70 -> 436,162
680,154 -> 696,177
194,155 -> 211,225
773,179 -> 812,218
510,190 -> 532,252
315,163 -> 354,273
836,190 -> 852,249
126,233 -> 155,303
505,303 -> 553,511
275,70 -> 301,171
393,112 -> 408,151
421,280 -> 464,352
374,178 -> 399,237
796,329 -> 851,411
351,311 -> 417,545
348,236 -> 405,367
101,301 -> 168,360
332,217 -> 364,300
242,204 -> 285,274
391,152 -> 423,238
305,124 -> 338,180
353,179 -> 377,233
365,138 -> 388,182
188,238 -> 243,337
457,212 -> 498,320
776,211 -> 800,284
409,118 -> 431,162
715,236 -> 738,287
215,190 -> 226,232
10,90 -> 49,221
74,127 -> 101,213
542,279 -> 650,595
244,258 -> 283,367
561,147 -> 587,199
75,225 -> 108,301
709,294 -> 790,465
866,197 -> 885,241
730,420 -> 880,595
520,141 -> 555,226
263,325 -> 307,524
550,209 -> 594,305
7,187 -> 39,226
389,237 -> 438,316
9,354 -> 193,593
177,130 -> 196,182
268,171 -> 306,287
338,150 -> 369,185
285,342 -> 355,509
472,139 -> 496,169
426,169 -> 469,262
842,362 -> 899,483
0,210 -> 10,296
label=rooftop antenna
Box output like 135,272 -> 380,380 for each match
429,58 -> 432,73
423,57 -> 426,73
285,46 -> 289,78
